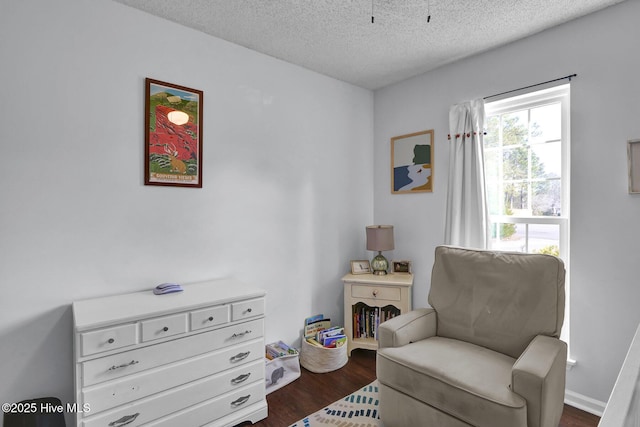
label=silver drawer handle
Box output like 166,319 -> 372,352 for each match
231,330 -> 252,338
244,308 -> 253,314
231,373 -> 251,384
372,289 -> 379,297
108,360 -> 139,371
108,412 -> 139,426
230,351 -> 251,362
231,395 -> 251,407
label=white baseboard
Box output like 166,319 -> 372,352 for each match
565,389 -> 607,417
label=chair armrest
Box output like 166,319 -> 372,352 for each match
512,335 -> 568,427
378,308 -> 437,349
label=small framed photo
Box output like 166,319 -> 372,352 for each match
628,139 -> 640,194
392,260 -> 412,274
350,260 -> 371,275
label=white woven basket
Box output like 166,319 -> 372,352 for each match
299,338 -> 348,373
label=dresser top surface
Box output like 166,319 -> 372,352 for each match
73,278 -> 265,331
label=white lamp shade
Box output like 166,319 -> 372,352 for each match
366,225 -> 394,252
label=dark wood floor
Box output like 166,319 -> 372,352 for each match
248,349 -> 601,427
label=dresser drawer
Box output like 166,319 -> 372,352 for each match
82,318 -> 264,387
231,298 -> 265,321
141,313 -> 187,342
351,284 -> 401,301
191,305 -> 230,331
142,381 -> 265,427
80,324 -> 137,357
82,338 -> 264,414
82,363 -> 265,427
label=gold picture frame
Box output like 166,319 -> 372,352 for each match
391,129 -> 434,194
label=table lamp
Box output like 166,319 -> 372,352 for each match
366,225 -> 394,275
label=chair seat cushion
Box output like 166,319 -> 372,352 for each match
377,337 -> 527,427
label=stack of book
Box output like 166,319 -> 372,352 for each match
304,314 -> 347,348
352,303 -> 400,340
265,341 -> 297,360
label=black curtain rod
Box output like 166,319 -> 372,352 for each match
483,74 -> 577,100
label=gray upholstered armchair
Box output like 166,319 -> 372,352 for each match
377,245 -> 567,427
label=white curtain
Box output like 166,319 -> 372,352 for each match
444,99 -> 489,249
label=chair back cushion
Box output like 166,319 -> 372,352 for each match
428,245 -> 565,358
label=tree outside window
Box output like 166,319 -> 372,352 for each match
484,90 -> 567,258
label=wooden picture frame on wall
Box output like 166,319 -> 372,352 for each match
145,78 -> 203,188
628,139 -> 640,194
391,129 -> 434,194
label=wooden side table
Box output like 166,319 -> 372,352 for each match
342,273 -> 413,356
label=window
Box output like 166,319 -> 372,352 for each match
484,84 -> 570,341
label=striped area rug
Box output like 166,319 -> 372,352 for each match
288,381 -> 381,427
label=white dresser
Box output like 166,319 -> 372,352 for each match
72,279 -> 268,427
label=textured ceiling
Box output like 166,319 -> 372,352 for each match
113,0 -> 626,89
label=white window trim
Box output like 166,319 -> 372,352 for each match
485,84 -> 571,348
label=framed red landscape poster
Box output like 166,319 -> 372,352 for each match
145,78 -> 203,188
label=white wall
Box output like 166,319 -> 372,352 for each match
0,0 -> 373,418
374,0 -> 640,410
